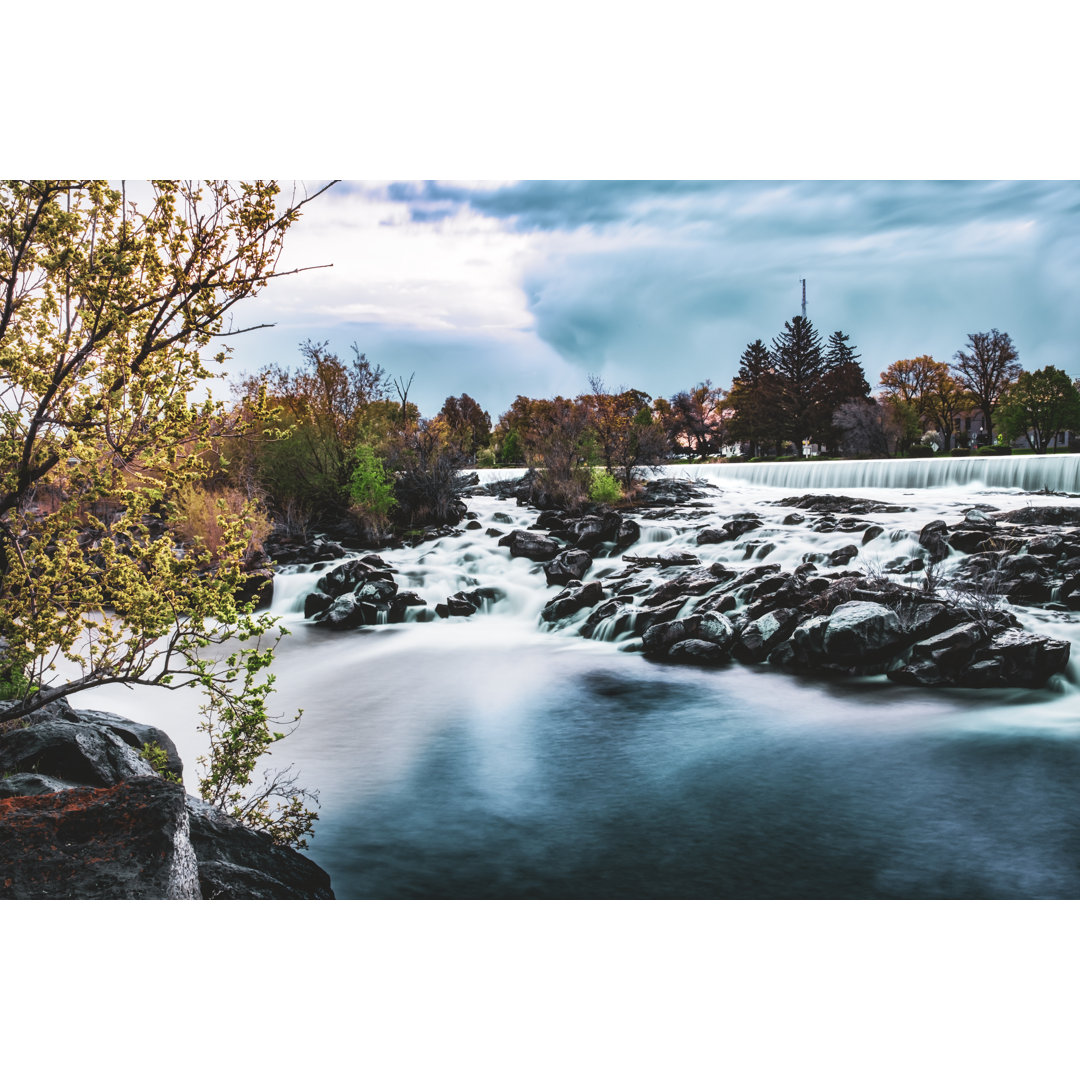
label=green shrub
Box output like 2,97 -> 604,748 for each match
589,470 -> 623,505
906,446 -> 934,458
476,448 -> 497,468
140,741 -> 181,784
950,448 -> 971,457
347,445 -> 397,520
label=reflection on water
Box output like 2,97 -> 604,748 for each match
71,472 -> 1080,898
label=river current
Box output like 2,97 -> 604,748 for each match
74,456 -> 1080,898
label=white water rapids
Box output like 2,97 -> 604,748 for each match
71,455 -> 1080,898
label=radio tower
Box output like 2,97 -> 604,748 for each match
801,278 -> 806,318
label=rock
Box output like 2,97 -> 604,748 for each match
994,506 -> 1080,526
919,520 -> 950,564
436,593 -> 479,618
185,795 -> 334,900
498,530 -> 561,561
66,709 -> 184,782
641,615 -> 704,657
313,595 -> 367,630
613,519 -> 641,552
789,601 -> 905,670
492,512 -> 515,525
465,520 -> 483,530
545,548 -> 593,586
783,512 -> 806,525
389,591 -> 429,622
827,544 -> 859,567
542,581 -> 606,622
316,557 -> 395,599
0,774 -> 85,798
0,776 -> 200,899
579,600 -> 637,640
890,626 -> 1070,689
0,719 -> 157,788
696,516 -> 761,546
304,589 -> 333,619
356,579 -> 398,604
733,607 -> 801,663
667,639 -> 730,665
862,525 -> 884,544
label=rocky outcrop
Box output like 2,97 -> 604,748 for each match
0,706 -> 334,900
498,530 -> 561,561
0,776 -> 200,899
544,548 -> 593,586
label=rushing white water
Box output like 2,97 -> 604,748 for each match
71,461 -> 1080,898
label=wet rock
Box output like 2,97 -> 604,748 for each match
696,516 -> 762,545
579,600 -> 637,640
773,494 -> 907,515
304,589 -> 333,619
919,520 -> 950,564
66,709 -> 184,783
313,595 -> 367,630
994,506 -> 1080,526
890,626 -> 1070,689
186,795 -> 334,900
0,720 -> 156,788
788,601 -> 905,670
0,774 -> 84,798
436,594 -> 478,618
465,520 -> 483,530
541,581 -> 606,622
667,639 -> 730,665
316,557 -> 395,599
545,548 -> 593,586
613,519 -> 641,552
492,511 -> 515,525
862,525 -> 884,545
498,530 -> 561,561
782,512 -> 806,525
356,579 -> 398,604
0,776 -> 199,899
827,544 -> 859,567
641,612 -> 733,658
733,607 -> 801,663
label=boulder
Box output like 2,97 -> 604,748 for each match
733,607 -> 801,663
0,776 -> 200,899
185,795 -> 334,900
544,548 -> 593,586
541,581 -> 605,622
789,601 -> 905,670
667,639 -> 730,665
0,719 -> 157,788
918,520 -> 950,564
66,709 -> 184,782
498,530 -> 561,561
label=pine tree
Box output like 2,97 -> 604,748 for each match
727,339 -> 783,456
770,316 -> 826,454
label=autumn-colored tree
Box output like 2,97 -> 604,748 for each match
437,393 -> 491,458
0,179 -> 331,846
951,329 -> 1022,441
662,381 -> 727,458
580,376 -> 668,486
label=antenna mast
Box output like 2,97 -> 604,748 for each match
801,278 -> 806,318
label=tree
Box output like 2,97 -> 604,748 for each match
236,340 -> 391,524
726,339 -> 783,456
997,366 -> 1080,451
0,179 -> 332,845
581,376 -> 668,486
437,393 -> 491,458
951,329 -> 1022,441
662,381 -> 727,458
769,316 -> 826,453
818,330 -> 871,452
876,356 -> 954,453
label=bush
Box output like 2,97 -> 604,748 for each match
589,470 -> 623,505
977,446 -> 1012,456
950,448 -> 971,457
905,446 -> 934,458
172,484 -> 272,568
476,448 -> 497,468
347,445 -> 397,522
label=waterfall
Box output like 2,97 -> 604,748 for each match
474,456 -> 1080,493
670,455 -> 1080,492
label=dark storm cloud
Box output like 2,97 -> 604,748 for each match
314,181 -> 1080,408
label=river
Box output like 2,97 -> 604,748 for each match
73,455 -> 1080,898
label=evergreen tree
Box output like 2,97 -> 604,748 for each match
818,330 -> 871,452
726,339 -> 781,456
770,315 -> 826,454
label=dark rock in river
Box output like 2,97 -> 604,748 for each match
542,580 -> 606,622
498,530 -> 561,561
918,520 -> 950,564
667,639 -> 730,665
784,601 -> 906,672
733,607 -> 801,663
545,548 -> 593,586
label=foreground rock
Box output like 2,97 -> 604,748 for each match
0,706 -> 333,900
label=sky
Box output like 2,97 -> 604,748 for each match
224,180 -> 1080,420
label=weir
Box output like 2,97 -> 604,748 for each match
478,454 -> 1080,493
